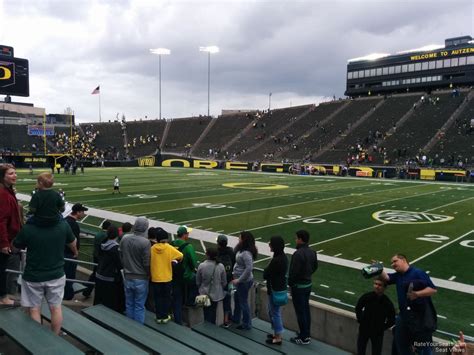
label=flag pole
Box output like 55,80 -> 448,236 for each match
99,89 -> 102,123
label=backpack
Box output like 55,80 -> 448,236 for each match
217,249 -> 234,282
172,242 -> 189,282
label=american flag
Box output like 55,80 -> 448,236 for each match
91,86 -> 100,95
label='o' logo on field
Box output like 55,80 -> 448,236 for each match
372,210 -> 454,224
222,182 -> 289,190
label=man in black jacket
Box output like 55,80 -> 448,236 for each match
356,276 -> 396,355
288,230 -> 318,345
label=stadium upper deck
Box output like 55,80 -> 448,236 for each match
346,35 -> 474,97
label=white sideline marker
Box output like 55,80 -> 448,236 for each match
437,315 -> 447,319
470,323 -> 474,327
317,250 -> 324,253
320,284 -> 330,288
344,291 -> 355,295
329,221 -> 343,224
353,257 -> 362,261
333,253 -> 342,257
255,237 -> 262,241
448,276 -> 456,281
426,271 -> 431,274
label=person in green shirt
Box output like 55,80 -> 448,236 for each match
13,220 -> 77,335
28,172 -> 65,227
171,225 -> 198,324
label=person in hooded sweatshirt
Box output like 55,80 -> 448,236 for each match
94,225 -> 125,312
150,228 -> 183,323
119,217 -> 151,324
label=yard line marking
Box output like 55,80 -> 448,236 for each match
215,230 -> 224,233
285,243 -> 291,246
193,226 -> 202,229
333,253 -> 342,257
317,250 -> 324,253
470,323 -> 474,327
437,315 -> 447,319
205,227 -> 213,231
426,271 -> 430,274
353,257 -> 362,261
200,240 -> 206,253
311,192 -> 470,247
254,256 -> 272,264
448,276 -> 456,281
145,182 -> 377,216
411,230 -> 474,264
425,197 -> 474,212
255,237 -> 262,241
329,221 -> 343,224
208,184 -> 426,228
344,291 -> 355,295
313,224 -> 383,246
320,284 -> 330,288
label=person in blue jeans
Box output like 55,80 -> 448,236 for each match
263,236 -> 288,345
380,254 -> 437,355
119,217 -> 151,324
288,230 -> 318,345
231,231 -> 258,330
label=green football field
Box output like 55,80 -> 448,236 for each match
14,167 -> 474,339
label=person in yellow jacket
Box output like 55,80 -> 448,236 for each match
150,227 -> 183,323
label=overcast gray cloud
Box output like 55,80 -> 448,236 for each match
0,0 -> 472,122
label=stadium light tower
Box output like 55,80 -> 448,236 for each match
150,48 -> 171,120
199,46 -> 219,117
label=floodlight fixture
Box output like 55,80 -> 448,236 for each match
149,48 -> 171,120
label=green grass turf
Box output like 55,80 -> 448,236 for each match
14,167 -> 474,337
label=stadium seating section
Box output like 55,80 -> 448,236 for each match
1,88 -> 472,166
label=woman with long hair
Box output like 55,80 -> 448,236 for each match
263,236 -> 288,345
0,164 -> 22,307
232,231 -> 258,330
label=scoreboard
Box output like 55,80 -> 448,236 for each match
0,44 -> 29,97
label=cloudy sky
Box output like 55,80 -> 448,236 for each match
0,0 -> 473,123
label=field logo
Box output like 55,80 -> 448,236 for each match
138,156 -> 155,167
222,182 -> 289,190
372,210 -> 454,224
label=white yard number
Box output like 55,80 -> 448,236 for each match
459,240 -> 474,248
416,234 -> 450,243
127,194 -> 157,199
278,215 -> 301,220
417,234 -> 474,249
277,215 -> 326,224
192,203 -> 236,209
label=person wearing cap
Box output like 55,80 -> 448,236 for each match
63,203 -> 88,300
216,234 -> 235,327
119,217 -> 151,324
150,227 -> 183,323
170,225 -> 198,322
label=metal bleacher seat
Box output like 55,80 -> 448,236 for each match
41,303 -> 147,354
0,307 -> 82,355
251,318 -> 351,354
192,321 -> 283,355
82,304 -> 200,354
143,310 -> 242,355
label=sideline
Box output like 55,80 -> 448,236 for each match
16,193 -> 474,295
